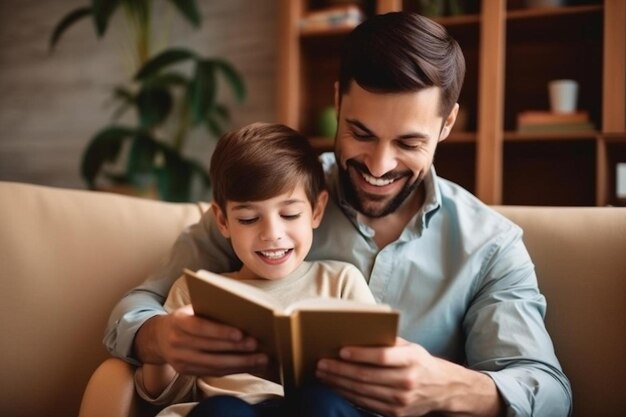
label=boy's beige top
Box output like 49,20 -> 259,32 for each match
135,260 -> 375,414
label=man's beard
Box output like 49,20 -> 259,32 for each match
338,159 -> 423,218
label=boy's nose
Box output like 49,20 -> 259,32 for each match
259,219 -> 283,242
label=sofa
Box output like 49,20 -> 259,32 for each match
0,181 -> 624,417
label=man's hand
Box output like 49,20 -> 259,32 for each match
134,305 -> 268,376
315,338 -> 503,417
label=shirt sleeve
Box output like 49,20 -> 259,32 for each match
103,209 -> 240,364
463,226 -> 572,416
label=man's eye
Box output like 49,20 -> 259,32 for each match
351,130 -> 373,140
281,213 -> 301,220
237,217 -> 258,225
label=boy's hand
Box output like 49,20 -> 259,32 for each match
315,338 -> 502,417
135,305 -> 269,376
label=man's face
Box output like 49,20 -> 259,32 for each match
334,82 -> 457,218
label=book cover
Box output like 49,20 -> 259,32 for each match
517,121 -> 595,133
517,110 -> 590,126
184,269 -> 399,394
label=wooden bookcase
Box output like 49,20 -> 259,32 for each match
276,0 -> 626,206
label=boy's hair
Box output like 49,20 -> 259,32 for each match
339,11 -> 465,118
210,122 -> 325,211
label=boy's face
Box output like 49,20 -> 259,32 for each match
334,82 -> 458,218
213,185 -> 328,280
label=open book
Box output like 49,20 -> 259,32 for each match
184,269 -> 399,394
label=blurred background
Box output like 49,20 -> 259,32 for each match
0,0 -> 279,196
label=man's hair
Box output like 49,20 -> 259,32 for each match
339,12 -> 465,117
210,122 -> 326,211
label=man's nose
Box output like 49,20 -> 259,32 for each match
366,143 -> 397,178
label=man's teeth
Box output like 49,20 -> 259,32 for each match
259,249 -> 290,259
362,172 -> 394,186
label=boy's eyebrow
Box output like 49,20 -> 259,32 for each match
230,199 -> 308,211
346,118 -> 430,141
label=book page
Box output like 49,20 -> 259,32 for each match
284,297 -> 393,314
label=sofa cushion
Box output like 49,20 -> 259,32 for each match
0,182 -> 204,417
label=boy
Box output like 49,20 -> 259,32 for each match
134,123 -> 379,417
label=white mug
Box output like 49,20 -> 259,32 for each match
548,79 -> 578,114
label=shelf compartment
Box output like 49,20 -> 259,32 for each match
504,7 -> 603,132
502,139 -> 596,206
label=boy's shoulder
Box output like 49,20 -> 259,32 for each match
305,260 -> 366,285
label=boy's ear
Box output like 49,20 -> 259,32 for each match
211,204 -> 231,238
312,190 -> 329,229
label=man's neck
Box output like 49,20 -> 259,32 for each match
357,185 -> 425,249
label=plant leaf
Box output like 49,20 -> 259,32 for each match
156,147 -> 193,202
213,103 -> 231,122
49,7 -> 93,51
80,126 -> 136,187
167,0 -> 202,28
135,48 -> 198,80
136,86 -> 173,128
205,115 -> 223,138
146,72 -> 189,89
90,0 -> 121,36
126,133 -> 158,185
213,59 -> 246,102
188,60 -> 216,126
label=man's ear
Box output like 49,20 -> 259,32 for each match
211,204 -> 231,238
312,190 -> 329,229
438,103 -> 459,142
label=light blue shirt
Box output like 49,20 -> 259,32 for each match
105,153 -> 572,416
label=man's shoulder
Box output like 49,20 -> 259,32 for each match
436,177 -> 520,237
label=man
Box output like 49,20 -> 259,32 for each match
105,12 -> 571,416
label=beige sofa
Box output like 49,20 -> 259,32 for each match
0,181 -> 624,417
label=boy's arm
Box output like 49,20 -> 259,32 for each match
135,363 -> 179,399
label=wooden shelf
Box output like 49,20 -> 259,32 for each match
277,0 -> 626,206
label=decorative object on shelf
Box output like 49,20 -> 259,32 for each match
300,4 -> 365,34
548,79 -> 579,114
49,0 -> 246,202
416,0 -> 469,17
516,110 -> 594,133
317,106 -> 338,139
617,163 -> 626,200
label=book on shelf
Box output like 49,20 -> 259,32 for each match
184,269 -> 399,395
517,110 -> 595,133
517,122 -> 595,133
299,4 -> 365,34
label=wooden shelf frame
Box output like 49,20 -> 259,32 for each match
276,0 -> 626,206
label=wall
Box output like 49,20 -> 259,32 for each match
0,0 -> 278,189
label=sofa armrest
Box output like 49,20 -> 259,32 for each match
78,358 -> 139,417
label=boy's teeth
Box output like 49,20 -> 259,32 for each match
260,249 -> 289,259
362,172 -> 394,186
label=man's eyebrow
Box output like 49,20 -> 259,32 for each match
346,118 -> 430,141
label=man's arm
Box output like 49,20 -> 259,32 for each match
317,228 -> 572,417
103,210 -> 247,365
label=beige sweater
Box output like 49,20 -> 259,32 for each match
135,260 -> 374,416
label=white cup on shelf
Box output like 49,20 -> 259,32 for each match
548,79 -> 578,114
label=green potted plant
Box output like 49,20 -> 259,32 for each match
49,0 -> 246,201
